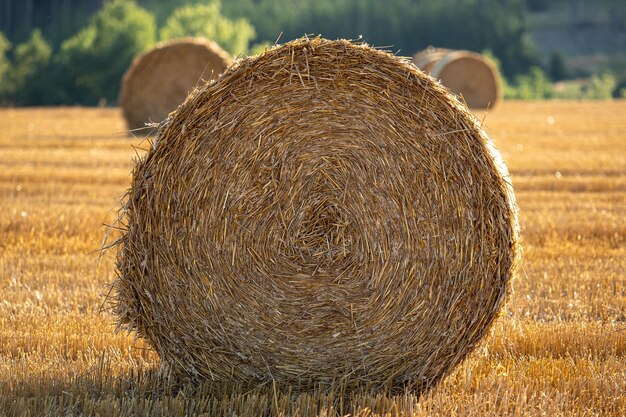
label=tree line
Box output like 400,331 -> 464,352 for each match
0,0 -> 620,106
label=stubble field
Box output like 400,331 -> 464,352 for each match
0,101 -> 624,416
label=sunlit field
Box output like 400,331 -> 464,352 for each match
0,101 -> 624,416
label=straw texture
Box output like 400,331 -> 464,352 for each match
119,38 -> 232,131
113,37 -> 519,394
412,49 -> 501,109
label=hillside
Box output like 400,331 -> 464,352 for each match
529,0 -> 626,75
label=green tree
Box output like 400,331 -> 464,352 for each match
57,0 -> 156,104
249,41 -> 272,56
506,66 -> 554,99
9,29 -> 52,104
582,73 -> 616,99
0,32 -> 11,99
613,80 -> 626,98
422,0 -> 538,78
160,1 -> 255,56
549,51 -> 568,81
524,0 -> 550,12
221,0 -> 539,78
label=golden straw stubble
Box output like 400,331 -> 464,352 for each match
113,37 -> 520,394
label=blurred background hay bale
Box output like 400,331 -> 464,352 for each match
412,47 -> 451,74
413,49 -> 501,109
113,37 -> 519,394
119,37 -> 232,132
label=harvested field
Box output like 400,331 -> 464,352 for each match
0,101 -> 625,416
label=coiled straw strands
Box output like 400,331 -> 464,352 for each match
112,37 -> 520,394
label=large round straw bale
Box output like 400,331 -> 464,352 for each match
113,37 -> 519,394
119,38 -> 232,131
412,49 -> 501,109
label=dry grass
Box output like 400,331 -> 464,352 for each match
0,101 -> 625,416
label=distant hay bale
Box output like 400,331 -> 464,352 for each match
113,37 -> 519,394
119,38 -> 232,131
412,47 -> 450,73
412,49 -> 501,109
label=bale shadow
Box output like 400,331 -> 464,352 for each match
1,361 -> 425,417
